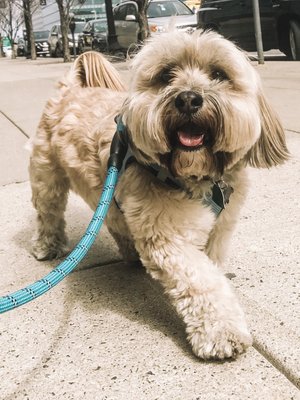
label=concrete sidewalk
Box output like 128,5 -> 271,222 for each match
0,55 -> 299,400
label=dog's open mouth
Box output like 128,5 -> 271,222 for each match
175,123 -> 208,151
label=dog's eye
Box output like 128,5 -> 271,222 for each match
160,68 -> 174,84
211,69 -> 229,82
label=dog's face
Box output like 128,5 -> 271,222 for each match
123,30 -> 288,179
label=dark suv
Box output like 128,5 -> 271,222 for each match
33,30 -> 50,56
78,19 -> 108,53
197,0 -> 300,60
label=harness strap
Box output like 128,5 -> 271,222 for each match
114,116 -> 233,217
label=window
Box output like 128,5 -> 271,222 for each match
94,21 -> 107,33
147,0 -> 193,18
126,3 -> 138,17
84,22 -> 92,32
114,4 -> 128,20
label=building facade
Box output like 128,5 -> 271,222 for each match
32,0 -> 118,31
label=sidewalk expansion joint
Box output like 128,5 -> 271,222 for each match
0,109 -> 29,139
286,128 -> 300,134
253,339 -> 300,390
71,258 -> 125,273
238,292 -> 300,391
1,179 -> 29,187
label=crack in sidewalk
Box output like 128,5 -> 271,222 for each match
0,109 -> 29,139
286,128 -> 300,134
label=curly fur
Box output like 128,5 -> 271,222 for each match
29,31 -> 289,360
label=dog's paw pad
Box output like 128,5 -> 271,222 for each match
189,327 -> 252,360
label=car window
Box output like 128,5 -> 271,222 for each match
126,3 -> 138,17
114,4 -> 128,20
74,23 -> 85,33
148,0 -> 193,17
94,21 -> 107,32
84,22 -> 92,32
33,31 -> 49,40
173,1 -> 192,14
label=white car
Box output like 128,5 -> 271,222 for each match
48,22 -> 86,57
3,46 -> 12,58
113,0 -> 197,49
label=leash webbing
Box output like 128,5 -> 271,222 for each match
0,166 -> 119,314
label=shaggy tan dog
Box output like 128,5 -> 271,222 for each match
29,30 -> 289,360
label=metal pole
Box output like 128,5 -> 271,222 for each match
252,0 -> 264,64
72,32 -> 76,59
69,14 -> 76,59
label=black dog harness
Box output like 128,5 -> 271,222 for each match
114,116 -> 233,217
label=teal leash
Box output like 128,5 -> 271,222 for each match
0,166 -> 119,314
0,117 -> 129,314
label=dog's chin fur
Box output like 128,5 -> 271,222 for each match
29,30 -> 289,360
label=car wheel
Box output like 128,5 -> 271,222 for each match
54,44 -> 62,58
78,43 -> 83,54
51,45 -> 57,57
92,41 -> 100,52
289,20 -> 300,61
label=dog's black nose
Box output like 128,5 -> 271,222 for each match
175,91 -> 203,114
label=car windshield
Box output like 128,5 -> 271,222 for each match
147,0 -> 193,17
34,31 -> 49,40
74,23 -> 86,33
94,21 -> 107,32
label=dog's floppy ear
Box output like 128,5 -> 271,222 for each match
66,51 -> 125,91
246,90 -> 290,168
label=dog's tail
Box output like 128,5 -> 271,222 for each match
63,51 -> 125,91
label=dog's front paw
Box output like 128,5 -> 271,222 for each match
188,323 -> 252,360
32,242 -> 69,261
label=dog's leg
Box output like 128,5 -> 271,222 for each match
141,245 -> 252,359
123,187 -> 252,360
29,155 -> 70,261
138,235 -> 252,359
205,171 -> 248,266
106,203 -> 140,262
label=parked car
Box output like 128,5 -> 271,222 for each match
78,18 -> 108,53
197,0 -> 300,60
48,22 -> 86,57
33,30 -> 50,56
3,45 -> 12,57
113,0 -> 197,49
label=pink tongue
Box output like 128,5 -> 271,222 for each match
178,131 -> 204,147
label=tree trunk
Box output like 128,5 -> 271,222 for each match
136,0 -> 149,42
0,34 -> 3,58
56,0 -> 71,62
23,0 -> 36,60
8,2 -> 16,59
105,0 -> 119,51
